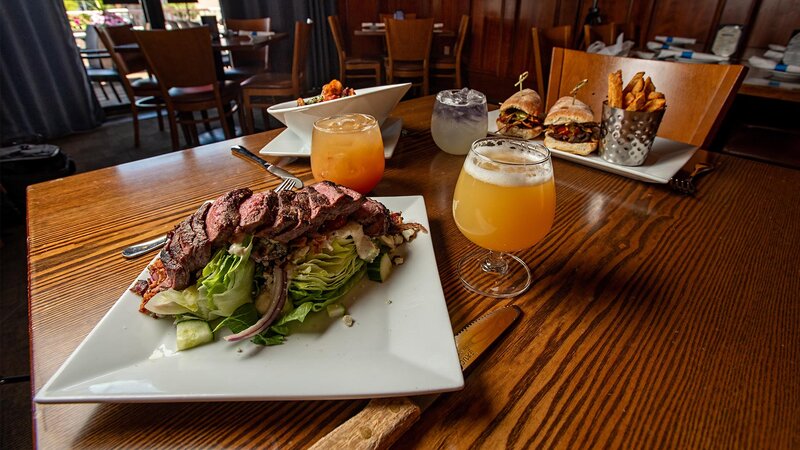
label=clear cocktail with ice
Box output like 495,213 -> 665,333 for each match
431,88 -> 488,155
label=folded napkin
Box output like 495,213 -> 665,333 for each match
748,56 -> 800,73
647,41 -> 689,52
361,22 -> 374,28
658,49 -> 728,62
238,30 -> 274,37
434,23 -> 444,28
763,50 -> 784,61
655,35 -> 696,45
769,44 -> 787,52
587,33 -> 634,56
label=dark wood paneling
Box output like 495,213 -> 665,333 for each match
336,0 -> 799,100
746,0 -> 800,47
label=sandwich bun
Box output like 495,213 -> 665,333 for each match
544,96 -> 595,125
499,88 -> 544,116
544,134 -> 598,156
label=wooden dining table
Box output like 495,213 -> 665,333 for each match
28,96 -> 799,448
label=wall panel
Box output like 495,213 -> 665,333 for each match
335,0 -> 798,102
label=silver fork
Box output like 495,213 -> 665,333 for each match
121,177 -> 297,259
668,162 -> 715,195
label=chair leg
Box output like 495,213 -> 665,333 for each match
261,109 -> 269,131
423,74 -> 429,97
456,67 -> 462,89
155,104 -> 164,131
217,98 -> 233,140
200,110 -> 213,132
166,105 -> 180,151
131,104 -> 140,148
242,92 -> 254,135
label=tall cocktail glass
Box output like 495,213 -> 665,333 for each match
452,137 -> 555,297
311,113 -> 385,194
431,88 -> 488,155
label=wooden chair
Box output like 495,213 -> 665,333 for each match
83,25 -> 122,102
546,48 -> 746,148
224,18 -> 271,81
384,18 -> 434,96
328,15 -> 381,86
531,25 -> 573,98
618,22 -> 641,47
379,13 -> 417,21
583,23 -> 618,49
134,28 -> 242,150
431,15 -> 470,88
97,25 -> 165,147
240,21 -> 312,134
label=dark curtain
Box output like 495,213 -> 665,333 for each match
219,0 -> 338,91
0,0 -> 103,142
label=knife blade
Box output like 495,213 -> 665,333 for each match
308,305 -> 521,450
231,145 -> 303,189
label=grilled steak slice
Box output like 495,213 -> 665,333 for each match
159,202 -> 213,290
237,191 -> 278,234
352,198 -> 390,236
272,191 -> 314,243
206,188 -> 252,244
256,190 -> 298,238
311,181 -> 365,217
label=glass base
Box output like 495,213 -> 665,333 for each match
457,251 -> 531,298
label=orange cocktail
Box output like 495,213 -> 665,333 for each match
311,113 -> 384,194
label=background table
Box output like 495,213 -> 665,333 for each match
28,97 -> 800,448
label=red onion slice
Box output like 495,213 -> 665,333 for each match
225,267 -> 287,342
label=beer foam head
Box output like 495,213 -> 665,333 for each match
465,140 -> 553,187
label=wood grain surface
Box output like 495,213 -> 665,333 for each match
28,96 -> 800,449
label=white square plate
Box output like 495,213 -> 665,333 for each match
488,109 -> 698,183
260,117 -> 402,159
34,196 -> 463,403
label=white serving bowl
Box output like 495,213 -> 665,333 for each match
267,83 -> 411,147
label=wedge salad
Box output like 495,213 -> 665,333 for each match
130,181 -> 424,350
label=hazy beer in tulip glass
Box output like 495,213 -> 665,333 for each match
452,137 -> 555,297
312,113 -> 385,194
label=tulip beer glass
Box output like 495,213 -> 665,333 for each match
452,137 -> 555,297
311,113 -> 385,194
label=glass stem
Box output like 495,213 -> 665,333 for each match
481,251 -> 509,275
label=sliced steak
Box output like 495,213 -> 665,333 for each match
352,198 -> 390,236
205,188 -> 252,244
273,191 -> 317,243
255,190 -> 297,238
311,181 -> 365,218
237,191 -> 278,234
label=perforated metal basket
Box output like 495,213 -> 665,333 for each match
599,102 -> 666,166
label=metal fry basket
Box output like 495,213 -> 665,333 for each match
599,102 -> 666,166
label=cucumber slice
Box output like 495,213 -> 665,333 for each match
367,252 -> 393,282
176,320 -> 214,351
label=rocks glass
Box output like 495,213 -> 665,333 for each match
311,113 -> 385,194
431,88 -> 488,155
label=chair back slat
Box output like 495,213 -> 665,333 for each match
134,28 -> 217,90
328,15 -> 346,63
454,15 -> 470,65
225,18 -> 271,70
292,21 -> 313,91
546,48 -> 746,148
532,25 -> 573,97
384,18 -> 434,62
100,25 -> 149,75
583,23 -> 618,49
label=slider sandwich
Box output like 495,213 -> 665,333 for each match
496,89 -> 545,139
543,97 -> 600,155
